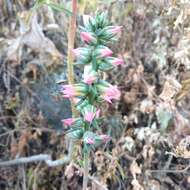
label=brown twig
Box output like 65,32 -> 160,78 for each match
67,0 -> 78,116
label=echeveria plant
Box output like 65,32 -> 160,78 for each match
60,13 -> 123,189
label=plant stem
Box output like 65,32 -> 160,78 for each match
67,0 -> 78,116
66,0 -> 77,180
82,151 -> 89,190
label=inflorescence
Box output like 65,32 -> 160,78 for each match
60,13 -> 124,152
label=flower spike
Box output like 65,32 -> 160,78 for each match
60,14 -> 122,161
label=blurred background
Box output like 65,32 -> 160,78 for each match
0,0 -> 190,189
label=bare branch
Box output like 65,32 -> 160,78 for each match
0,140 -> 74,167
146,165 -> 190,174
0,154 -> 50,167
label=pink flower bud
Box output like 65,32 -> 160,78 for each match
83,75 -> 97,85
82,105 -> 99,123
106,57 -> 124,66
103,85 -> 121,103
100,135 -> 111,143
61,85 -> 75,98
95,46 -> 113,58
86,137 -> 95,145
97,82 -> 121,103
62,118 -> 75,127
72,48 -> 90,59
102,26 -> 122,40
101,48 -> 113,57
72,48 -> 81,57
60,84 -> 87,98
81,32 -> 97,44
107,26 -> 122,34
111,58 -> 124,66
84,109 -> 100,122
84,112 -> 95,123
83,65 -> 98,85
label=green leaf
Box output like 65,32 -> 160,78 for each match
83,131 -> 97,143
98,61 -> 114,71
72,118 -> 83,128
156,107 -> 173,132
33,0 -> 72,15
48,3 -> 72,15
76,99 -> 90,111
67,128 -> 84,140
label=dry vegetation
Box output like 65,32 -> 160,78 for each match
0,0 -> 190,189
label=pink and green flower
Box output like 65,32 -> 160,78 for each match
97,81 -> 121,103
80,32 -> 97,45
82,105 -> 100,123
83,65 -> 98,85
61,84 -> 88,98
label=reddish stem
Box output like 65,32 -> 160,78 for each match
67,0 -> 78,115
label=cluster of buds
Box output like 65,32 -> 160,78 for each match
60,13 -> 124,151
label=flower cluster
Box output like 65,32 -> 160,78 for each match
60,13 -> 123,151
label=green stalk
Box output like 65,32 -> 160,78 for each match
82,150 -> 90,190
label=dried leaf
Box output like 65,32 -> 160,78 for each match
139,99 -> 155,114
148,179 -> 160,190
159,76 -> 181,102
175,78 -> 190,102
6,37 -> 22,65
175,136 -> 190,158
18,130 -> 32,156
20,12 -> 62,64
10,135 -> 18,158
142,145 -> 155,162
131,179 -> 144,190
6,11 -> 62,67
122,136 -> 135,152
65,162 -> 75,180
130,160 -> 141,179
